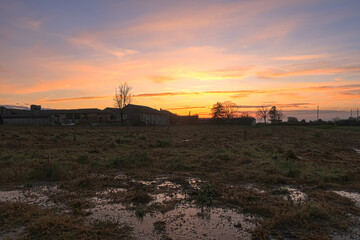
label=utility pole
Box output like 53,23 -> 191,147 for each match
351,109 -> 353,118
357,108 -> 359,119
317,105 -> 319,121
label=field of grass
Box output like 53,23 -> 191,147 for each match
0,125 -> 360,239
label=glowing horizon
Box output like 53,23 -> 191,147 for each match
1,0 -> 360,120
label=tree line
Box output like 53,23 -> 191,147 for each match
211,102 -> 284,123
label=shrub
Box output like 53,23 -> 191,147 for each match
195,184 -> 219,207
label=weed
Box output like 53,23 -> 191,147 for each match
195,184 -> 219,207
135,206 -> 146,218
28,162 -> 67,181
317,168 -> 349,183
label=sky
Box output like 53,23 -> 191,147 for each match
0,0 -> 360,120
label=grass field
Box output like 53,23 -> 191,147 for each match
0,125 -> 360,239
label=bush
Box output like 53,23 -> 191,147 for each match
28,163 -> 67,181
195,184 -> 219,207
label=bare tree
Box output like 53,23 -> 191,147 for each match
222,101 -> 237,118
114,82 -> 133,125
256,106 -> 269,124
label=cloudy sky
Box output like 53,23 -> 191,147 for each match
0,0 -> 360,119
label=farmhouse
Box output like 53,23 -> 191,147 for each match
104,104 -> 170,126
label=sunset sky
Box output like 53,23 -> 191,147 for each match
1,0 -> 360,120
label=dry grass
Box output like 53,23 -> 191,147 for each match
1,125 -> 360,238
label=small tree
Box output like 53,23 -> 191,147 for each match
256,106 -> 269,124
114,82 -> 133,125
268,106 -> 284,122
211,102 -> 224,119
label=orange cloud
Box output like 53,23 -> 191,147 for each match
148,75 -> 176,83
164,106 -> 207,110
134,90 -> 260,98
277,103 -> 313,108
257,66 -> 360,78
272,54 -> 329,61
39,96 -> 110,103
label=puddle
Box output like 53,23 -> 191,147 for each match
150,192 -> 186,204
1,176 -> 257,239
188,177 -> 203,190
354,148 -> 360,155
97,188 -> 127,195
87,202 -> 255,240
333,191 -> 360,208
331,191 -> 360,240
244,184 -> 266,194
0,184 -> 62,208
87,176 -> 255,239
284,186 -> 307,203
157,180 -> 182,189
272,186 -> 307,203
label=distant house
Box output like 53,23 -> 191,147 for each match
46,108 -> 104,125
104,104 -> 169,126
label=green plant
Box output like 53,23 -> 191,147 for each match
195,184 -> 219,207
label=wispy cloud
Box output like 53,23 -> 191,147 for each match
164,106 -> 207,110
23,19 -> 42,30
134,90 -> 260,98
257,65 -> 360,78
148,75 -> 176,83
272,54 -> 329,61
277,103 -> 313,108
39,96 -> 110,103
68,37 -> 139,59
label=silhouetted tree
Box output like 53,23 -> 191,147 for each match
222,101 -> 237,118
211,102 -> 224,119
114,82 -> 133,125
256,106 -> 269,124
268,106 -> 284,122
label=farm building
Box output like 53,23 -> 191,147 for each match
0,105 -> 105,126
0,104 -> 170,126
104,104 -> 170,126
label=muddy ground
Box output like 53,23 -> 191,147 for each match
0,125 -> 360,239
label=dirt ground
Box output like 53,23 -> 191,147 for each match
0,125 -> 360,239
